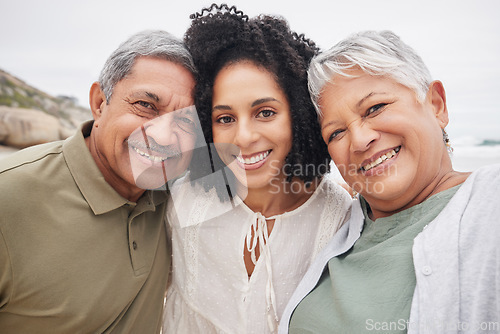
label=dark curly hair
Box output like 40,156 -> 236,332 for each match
185,3 -> 330,200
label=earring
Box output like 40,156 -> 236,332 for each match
442,129 -> 453,153
351,189 -> 358,200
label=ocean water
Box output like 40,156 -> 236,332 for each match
450,139 -> 500,172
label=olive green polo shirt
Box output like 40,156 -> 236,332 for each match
0,121 -> 170,333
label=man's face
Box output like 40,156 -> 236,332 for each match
89,56 -> 196,200
127,105 -> 200,190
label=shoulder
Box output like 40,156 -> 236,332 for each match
167,173 -> 235,227
458,164 -> 500,216
466,163 -> 500,188
0,141 -> 65,202
428,164 -> 500,241
318,176 -> 353,207
0,141 -> 63,175
448,164 -> 500,207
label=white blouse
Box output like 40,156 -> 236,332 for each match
163,174 -> 351,334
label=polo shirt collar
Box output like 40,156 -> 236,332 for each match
62,121 -> 166,215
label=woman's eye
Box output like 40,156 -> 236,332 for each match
367,103 -> 387,115
328,129 -> 344,143
257,109 -> 276,118
216,116 -> 234,124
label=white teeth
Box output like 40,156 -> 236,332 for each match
133,147 -> 167,163
362,148 -> 399,171
237,150 -> 270,165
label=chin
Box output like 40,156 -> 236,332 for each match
133,168 -> 169,190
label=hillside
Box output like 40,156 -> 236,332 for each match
0,68 -> 91,150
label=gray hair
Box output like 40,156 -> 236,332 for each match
98,30 -> 196,102
308,30 -> 432,116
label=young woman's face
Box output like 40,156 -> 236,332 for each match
319,70 -> 449,216
211,61 -> 293,191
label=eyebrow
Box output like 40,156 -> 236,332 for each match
321,92 -> 388,130
177,106 -> 196,115
213,97 -> 281,112
212,104 -> 231,112
130,91 -> 160,102
356,92 -> 386,108
251,97 -> 280,107
321,120 -> 338,131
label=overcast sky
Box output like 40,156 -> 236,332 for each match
1,0 -> 499,141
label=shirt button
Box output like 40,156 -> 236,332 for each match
132,241 -> 137,250
422,266 -> 432,275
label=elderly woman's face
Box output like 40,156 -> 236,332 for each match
319,70 -> 449,216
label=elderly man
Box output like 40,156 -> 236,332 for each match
0,30 -> 197,333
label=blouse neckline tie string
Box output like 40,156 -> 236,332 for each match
245,212 -> 279,333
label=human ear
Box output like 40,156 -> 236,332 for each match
89,82 -> 106,122
428,80 -> 449,128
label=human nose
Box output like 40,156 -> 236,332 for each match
349,122 -> 379,152
144,113 -> 178,147
233,119 -> 259,148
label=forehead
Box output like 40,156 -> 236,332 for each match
120,57 -> 194,94
111,57 -> 195,111
216,61 -> 280,88
213,61 -> 286,102
319,71 -> 407,108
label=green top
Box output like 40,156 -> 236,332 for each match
289,185 -> 460,334
0,121 -> 170,333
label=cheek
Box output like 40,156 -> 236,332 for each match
277,117 -> 293,150
211,126 -> 228,144
281,129 -> 293,152
328,143 -> 348,164
328,144 -> 353,177
179,132 -> 197,152
179,151 -> 194,171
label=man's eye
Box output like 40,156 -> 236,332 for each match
178,116 -> 194,124
176,116 -> 196,133
136,101 -> 153,109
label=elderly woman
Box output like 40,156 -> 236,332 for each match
279,30 -> 500,333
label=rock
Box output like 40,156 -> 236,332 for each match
0,68 -> 91,150
0,106 -> 75,148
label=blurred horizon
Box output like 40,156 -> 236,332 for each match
1,0 -> 499,170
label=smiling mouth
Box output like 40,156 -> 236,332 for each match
132,146 -> 181,163
235,150 -> 271,165
361,146 -> 401,171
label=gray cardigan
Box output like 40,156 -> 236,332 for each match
279,164 -> 500,333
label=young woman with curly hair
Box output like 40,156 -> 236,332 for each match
162,4 -> 351,333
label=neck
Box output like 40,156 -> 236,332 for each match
369,156 -> 471,220
85,135 -> 144,203
238,176 -> 319,217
